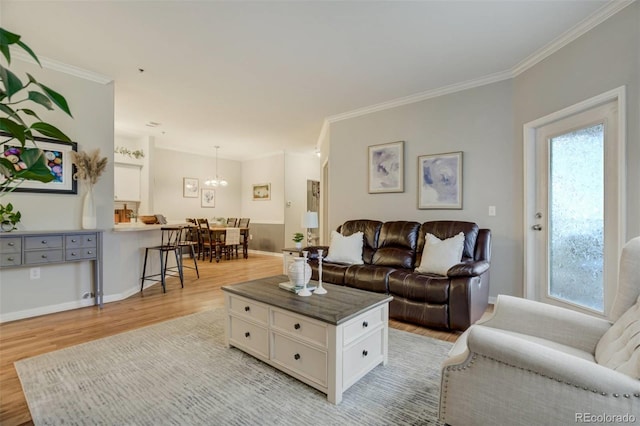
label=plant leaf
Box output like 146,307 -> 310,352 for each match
27,91 -> 53,110
12,148 -> 54,183
19,108 -> 42,121
34,82 -> 72,117
29,122 -> 71,141
0,63 -> 24,99
15,40 -> 40,66
0,29 -> 20,63
0,118 -> 26,145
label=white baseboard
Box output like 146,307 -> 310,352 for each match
489,296 -> 497,305
248,249 -> 283,257
0,298 -> 96,323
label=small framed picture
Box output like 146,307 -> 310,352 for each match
252,183 -> 271,200
183,177 -> 199,198
201,188 -> 215,207
418,151 -> 462,209
368,141 -> 404,193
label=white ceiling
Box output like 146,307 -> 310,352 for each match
1,1 -> 614,161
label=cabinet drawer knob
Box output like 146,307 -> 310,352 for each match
244,306 -> 250,312
362,321 -> 368,328
8,242 -> 14,246
244,332 -> 250,338
294,353 -> 301,360
87,238 -> 93,242
71,252 -> 77,256
294,323 -> 301,330
71,239 -> 77,243
362,349 -> 368,357
87,251 -> 93,255
41,254 -> 47,259
41,240 -> 47,244
7,257 -> 14,261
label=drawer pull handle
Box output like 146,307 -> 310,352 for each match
244,306 -> 250,312
294,323 -> 301,330
294,353 -> 300,360
41,240 -> 47,244
71,239 -> 77,243
7,257 -> 14,261
41,254 -> 48,259
87,238 -> 93,242
362,349 -> 368,357
87,251 -> 93,255
244,332 -> 250,338
8,242 -> 14,246
71,252 -> 77,256
363,321 -> 368,328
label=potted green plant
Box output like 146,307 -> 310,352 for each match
293,232 -> 304,249
0,202 -> 20,231
0,27 -> 74,224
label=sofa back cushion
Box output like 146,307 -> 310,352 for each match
595,296 -> 640,379
338,220 -> 383,264
372,221 -> 420,268
418,221 -> 479,265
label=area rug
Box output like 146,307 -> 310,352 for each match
15,308 -> 452,425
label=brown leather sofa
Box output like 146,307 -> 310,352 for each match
305,220 -> 491,331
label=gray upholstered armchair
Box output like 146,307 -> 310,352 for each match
439,237 -> 640,425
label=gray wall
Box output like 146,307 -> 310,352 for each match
327,3 -> 639,300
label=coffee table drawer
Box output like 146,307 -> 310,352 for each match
343,305 -> 385,345
271,332 -> 327,387
343,328 -> 384,389
228,295 -> 269,325
271,308 -> 327,348
229,316 -> 269,358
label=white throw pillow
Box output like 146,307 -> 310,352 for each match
324,230 -> 364,265
415,232 -> 465,275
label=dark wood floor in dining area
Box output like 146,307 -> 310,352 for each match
0,253 -> 462,426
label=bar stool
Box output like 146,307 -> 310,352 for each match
140,226 -> 184,293
178,222 -> 199,278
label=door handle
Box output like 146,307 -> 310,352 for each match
531,224 -> 543,231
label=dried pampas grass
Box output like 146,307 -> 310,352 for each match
70,149 -> 108,186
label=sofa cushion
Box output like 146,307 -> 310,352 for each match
388,270 -> 450,303
373,221 -> 420,268
415,232 -> 464,275
595,296 -> 640,379
344,265 -> 395,293
310,259 -> 348,284
324,230 -> 364,264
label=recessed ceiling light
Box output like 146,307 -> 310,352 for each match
145,121 -> 161,127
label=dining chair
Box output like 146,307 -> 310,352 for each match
197,218 -> 215,262
237,218 -> 250,258
140,226 -> 184,293
226,218 -> 238,227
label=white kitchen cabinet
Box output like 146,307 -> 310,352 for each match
114,163 -> 141,201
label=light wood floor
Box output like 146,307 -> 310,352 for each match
0,254 -> 461,426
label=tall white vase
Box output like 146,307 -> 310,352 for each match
82,186 -> 97,229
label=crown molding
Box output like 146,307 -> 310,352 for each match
327,0 -> 634,124
12,50 -> 113,85
511,0 -> 636,76
327,70 -> 513,123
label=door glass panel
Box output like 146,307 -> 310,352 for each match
548,124 -> 604,312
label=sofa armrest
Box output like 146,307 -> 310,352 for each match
480,295 -> 611,353
464,326 -> 640,394
447,260 -> 489,277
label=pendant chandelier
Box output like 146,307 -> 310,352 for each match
205,145 -> 228,187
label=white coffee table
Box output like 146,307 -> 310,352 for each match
222,275 -> 393,404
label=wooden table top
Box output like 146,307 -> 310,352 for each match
222,275 -> 393,325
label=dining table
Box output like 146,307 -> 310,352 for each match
207,226 -> 250,262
